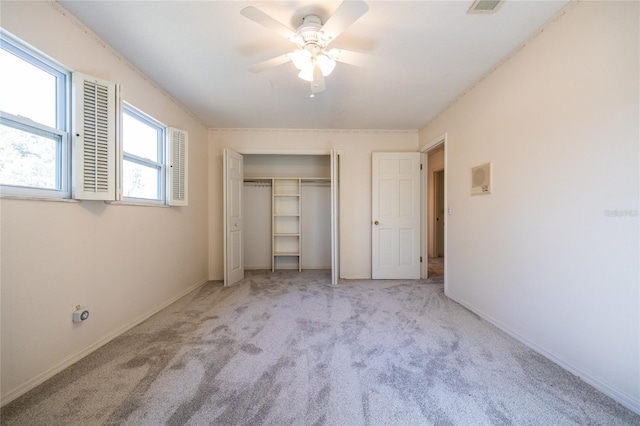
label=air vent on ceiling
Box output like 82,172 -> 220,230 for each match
468,0 -> 502,14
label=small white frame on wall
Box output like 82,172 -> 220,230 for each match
471,162 -> 492,195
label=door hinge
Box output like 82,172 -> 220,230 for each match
420,164 -> 423,170
420,256 -> 423,263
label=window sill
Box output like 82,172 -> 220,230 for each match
105,200 -> 169,208
0,194 -> 79,203
0,195 -> 172,208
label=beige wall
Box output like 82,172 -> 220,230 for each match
208,129 -> 419,280
0,2 -> 209,403
420,1 -> 639,412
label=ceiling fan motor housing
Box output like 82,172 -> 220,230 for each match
297,15 -> 325,47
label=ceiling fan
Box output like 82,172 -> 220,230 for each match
240,0 -> 369,96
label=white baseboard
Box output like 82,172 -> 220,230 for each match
445,291 -> 640,416
1,278 -> 209,407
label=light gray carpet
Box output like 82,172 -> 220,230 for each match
2,270 -> 638,425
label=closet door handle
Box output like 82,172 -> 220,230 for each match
374,221 -> 379,225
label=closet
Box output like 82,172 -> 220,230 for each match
223,150 -> 340,286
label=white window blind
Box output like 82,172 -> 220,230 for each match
72,72 -> 117,200
168,127 -> 188,206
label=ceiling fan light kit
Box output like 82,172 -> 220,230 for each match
298,64 -> 315,82
291,49 -> 312,70
240,0 -> 369,95
316,53 -> 336,76
293,48 -> 336,82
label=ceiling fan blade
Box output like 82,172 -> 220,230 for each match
248,54 -> 292,73
320,0 -> 369,45
331,48 -> 370,67
311,66 -> 326,94
240,6 -> 298,42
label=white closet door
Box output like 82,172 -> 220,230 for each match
331,150 -> 340,285
371,152 -> 421,279
223,149 -> 244,286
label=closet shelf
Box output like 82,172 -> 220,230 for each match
272,178 -> 302,272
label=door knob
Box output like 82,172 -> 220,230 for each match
374,221 -> 379,225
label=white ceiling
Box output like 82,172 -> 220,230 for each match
58,0 -> 569,130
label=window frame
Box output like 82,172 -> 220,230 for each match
120,102 -> 166,205
0,31 -> 70,199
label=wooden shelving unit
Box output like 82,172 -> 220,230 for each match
272,178 -> 301,271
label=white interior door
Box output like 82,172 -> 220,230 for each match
331,150 -> 340,285
372,152 -> 421,279
223,149 -> 244,286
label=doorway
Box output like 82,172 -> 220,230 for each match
420,134 -> 446,282
430,168 -> 445,278
434,169 -> 445,258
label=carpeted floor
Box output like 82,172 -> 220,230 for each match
2,270 -> 638,425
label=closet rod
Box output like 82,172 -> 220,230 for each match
301,179 -> 331,183
243,179 -> 272,183
243,178 -> 330,183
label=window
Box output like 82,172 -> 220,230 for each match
0,32 -> 188,205
121,104 -> 165,203
0,32 -> 70,198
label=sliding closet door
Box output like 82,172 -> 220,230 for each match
331,150 -> 340,285
223,149 -> 244,286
